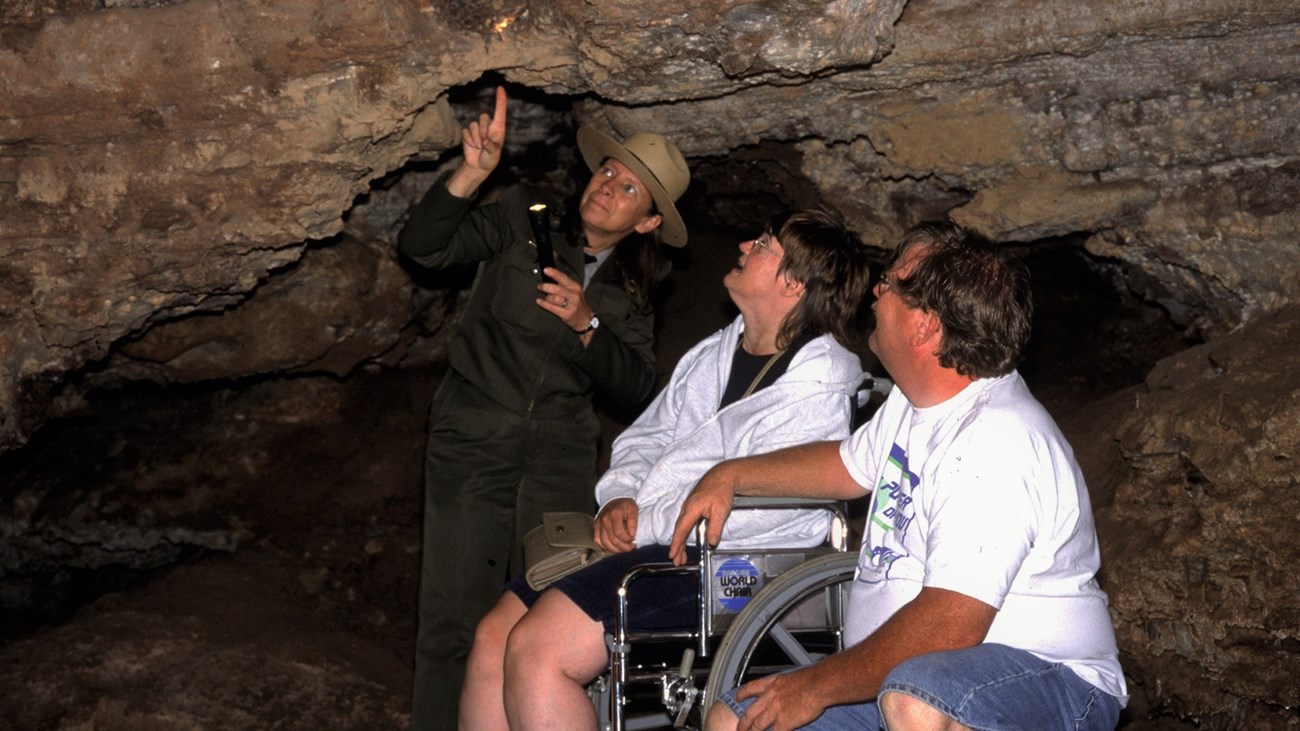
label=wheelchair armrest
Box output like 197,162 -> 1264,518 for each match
611,496 -> 854,677
708,496 -> 850,552
732,495 -> 841,509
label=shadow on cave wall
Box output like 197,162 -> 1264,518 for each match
1019,236 -> 1198,416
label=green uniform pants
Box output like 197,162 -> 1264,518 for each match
411,372 -> 600,730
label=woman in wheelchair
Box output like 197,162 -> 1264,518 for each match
459,209 -> 873,730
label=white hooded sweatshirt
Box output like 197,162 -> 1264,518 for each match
596,315 -> 865,549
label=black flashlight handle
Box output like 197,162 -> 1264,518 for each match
527,204 -> 556,284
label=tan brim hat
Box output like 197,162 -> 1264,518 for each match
577,127 -> 690,247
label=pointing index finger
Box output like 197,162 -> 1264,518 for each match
490,86 -> 508,138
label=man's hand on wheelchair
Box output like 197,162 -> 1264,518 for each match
594,498 -> 639,553
668,461 -> 739,566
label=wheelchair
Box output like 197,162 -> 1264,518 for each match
590,499 -> 859,729
590,378 -> 890,730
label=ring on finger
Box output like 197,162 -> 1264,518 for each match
562,297 -> 569,308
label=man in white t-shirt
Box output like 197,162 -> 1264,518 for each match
670,221 -> 1127,731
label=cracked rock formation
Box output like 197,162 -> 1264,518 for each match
1064,305 -> 1300,729
3,0 -> 1297,451
3,0 -> 1299,728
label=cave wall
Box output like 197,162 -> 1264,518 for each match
3,2 -> 1300,727
1063,305 -> 1300,728
2,0 -> 1298,452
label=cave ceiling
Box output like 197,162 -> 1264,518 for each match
1,0 -> 1298,451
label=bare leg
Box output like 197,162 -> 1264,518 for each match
502,588 -> 609,730
879,690 -> 972,731
460,592 -> 527,731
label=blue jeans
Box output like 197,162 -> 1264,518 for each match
717,643 -> 1121,730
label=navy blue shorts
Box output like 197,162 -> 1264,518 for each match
506,544 -> 702,634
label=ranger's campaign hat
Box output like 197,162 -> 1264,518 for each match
577,128 -> 691,247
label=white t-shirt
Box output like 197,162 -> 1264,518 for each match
840,372 -> 1127,702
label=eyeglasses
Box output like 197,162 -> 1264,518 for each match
752,235 -> 783,258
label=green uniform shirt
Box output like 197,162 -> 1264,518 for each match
398,175 -> 656,418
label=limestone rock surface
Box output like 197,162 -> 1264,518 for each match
1064,305 -> 1300,729
0,555 -> 411,730
3,0 -> 1298,451
3,1 -> 1300,728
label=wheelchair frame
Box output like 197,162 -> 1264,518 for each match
598,498 -> 861,730
594,376 -> 890,729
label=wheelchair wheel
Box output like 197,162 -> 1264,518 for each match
700,552 -> 858,713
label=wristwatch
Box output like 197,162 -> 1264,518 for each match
575,314 -> 600,335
